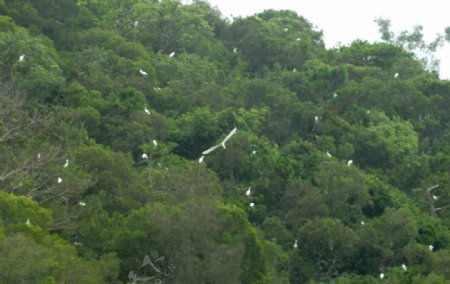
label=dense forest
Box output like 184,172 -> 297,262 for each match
1,0 -> 449,283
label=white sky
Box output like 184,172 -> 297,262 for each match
205,0 -> 450,79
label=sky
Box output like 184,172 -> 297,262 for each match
205,0 -> 450,79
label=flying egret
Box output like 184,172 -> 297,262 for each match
429,245 -> 434,251
333,93 -> 338,98
169,52 -> 176,58
198,155 -> 204,163
78,201 -> 86,206
326,151 -> 332,158
142,153 -> 148,159
134,20 -> 139,27
380,273 -> 385,279
361,220 -> 365,225
293,239 -> 298,249
401,264 -> 407,271
249,202 -> 255,207
394,72 -> 399,78
202,127 -> 237,155
152,139 -> 158,147
347,160 -> 353,166
139,69 -> 148,76
145,106 -> 150,115
26,218 -> 30,226
245,187 -> 251,196
58,177 -> 62,184
19,54 -> 25,62
63,159 -> 69,168
233,47 -> 237,53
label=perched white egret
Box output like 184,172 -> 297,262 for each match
152,139 -> 158,147
78,201 -> 86,206
58,177 -> 62,184
333,93 -> 338,98
153,87 -> 161,91
432,194 -> 438,200
142,153 -> 148,159
169,52 -> 176,58
245,187 -> 251,196
19,54 -> 25,62
134,20 -> 139,27
394,72 -> 399,78
233,47 -> 237,53
367,110 -> 371,114
198,155 -> 205,163
361,220 -> 365,225
347,160 -> 353,166
284,28 -> 289,32
296,37 -> 301,41
429,245 -> 434,251
139,69 -> 148,76
252,150 -> 256,155
37,153 -> 41,159
202,127 -> 237,155
401,264 -> 407,271
145,106 -> 150,115
26,218 -> 30,226
249,202 -> 255,207
380,273 -> 385,279
293,68 -> 297,72
314,116 -> 319,124
293,239 -> 298,249
74,241 -> 82,246
63,159 -> 69,168
326,151 -> 332,158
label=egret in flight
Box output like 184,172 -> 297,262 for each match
140,69 -> 148,76
202,127 -> 237,155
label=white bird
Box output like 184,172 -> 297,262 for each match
152,139 -> 158,147
347,160 -> 353,166
252,150 -> 256,155
169,52 -> 176,58
380,273 -> 385,279
134,20 -> 139,27
139,69 -> 148,76
333,93 -> 338,98
432,194 -> 438,200
78,201 -> 86,206
401,264 -> 407,271
202,127 -> 237,155
293,239 -> 298,249
198,155 -> 205,163
153,87 -> 161,91
394,72 -> 399,78
26,218 -> 30,226
284,28 -> 289,32
429,245 -> 434,251
296,37 -> 301,41
142,153 -> 148,159
144,106 -> 150,115
245,187 -> 251,196
292,68 -> 297,72
58,177 -> 62,184
19,54 -> 25,62
361,220 -> 365,225
314,116 -> 319,123
37,153 -> 41,159
63,159 -> 69,168
249,202 -> 255,207
233,47 -> 237,53
326,151 -> 332,158
367,110 -> 371,114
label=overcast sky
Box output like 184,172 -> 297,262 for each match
206,0 -> 450,79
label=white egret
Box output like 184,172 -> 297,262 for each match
293,239 -> 298,249
139,69 -> 148,76
401,264 -> 407,271
233,47 -> 237,53
78,201 -> 86,206
394,73 -> 399,78
293,68 -> 297,72
380,273 -> 385,279
153,87 -> 161,91
145,106 -> 150,115
245,187 -> 251,196
347,160 -> 353,166
284,28 -> 289,32
169,52 -> 176,58
202,127 -> 237,155
26,218 -> 30,226
142,153 -> 148,159
326,151 -> 332,158
367,110 -> 371,114
19,54 -> 25,62
58,177 -> 62,184
252,150 -> 256,155
333,93 -> 338,98
152,139 -> 158,147
296,37 -> 301,41
314,116 -> 319,124
361,220 -> 365,225
134,20 -> 139,27
198,155 -> 204,163
63,159 -> 69,168
429,245 -> 434,251
37,153 -> 41,159
249,202 -> 255,207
